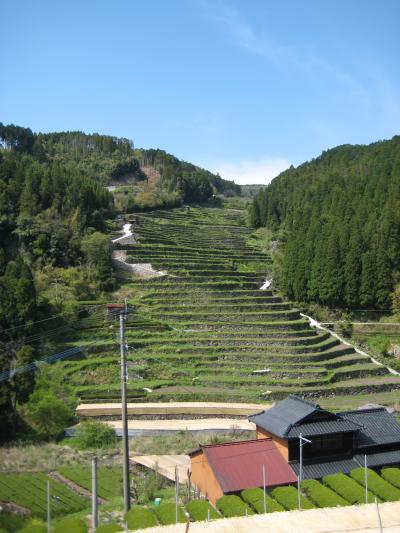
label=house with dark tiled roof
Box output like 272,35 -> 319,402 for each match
249,395 -> 400,479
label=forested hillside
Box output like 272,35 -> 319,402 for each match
250,136 -> 400,310
0,123 -> 240,204
0,135 -> 115,440
137,148 -> 241,199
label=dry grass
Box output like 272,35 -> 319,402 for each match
0,443 -> 94,473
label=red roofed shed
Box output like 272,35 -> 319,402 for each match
189,438 -> 297,505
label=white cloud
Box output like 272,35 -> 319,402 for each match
208,157 -> 291,185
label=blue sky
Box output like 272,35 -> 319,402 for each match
2,0 -> 400,184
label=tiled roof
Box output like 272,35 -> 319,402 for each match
287,419 -> 360,438
192,438 -> 297,493
339,408 -> 400,448
249,395 -> 321,438
354,450 -> 400,468
249,395 -> 358,439
290,457 -> 358,479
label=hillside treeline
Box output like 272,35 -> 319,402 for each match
0,124 -> 240,206
250,136 -> 400,310
137,148 -> 241,200
0,140 -> 115,440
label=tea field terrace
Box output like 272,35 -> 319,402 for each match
67,205 -> 400,406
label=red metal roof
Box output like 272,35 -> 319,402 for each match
193,438 -> 297,493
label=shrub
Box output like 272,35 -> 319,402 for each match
95,523 -> 123,533
302,479 -> 349,508
0,510 -> 28,532
23,390 -> 73,439
216,495 -> 253,517
124,507 -> 158,530
271,486 -> 314,510
241,487 -> 284,513
154,502 -> 185,525
53,517 -> 87,533
137,470 -> 169,504
323,473 -> 375,504
350,468 -> 400,502
381,468 -> 400,489
185,500 -> 220,521
72,420 -> 117,449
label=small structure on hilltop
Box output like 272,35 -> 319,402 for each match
189,438 -> 297,505
250,395 -> 400,479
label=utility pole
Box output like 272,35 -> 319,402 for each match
47,480 -> 51,533
375,497 -> 383,533
262,464 -> 266,513
364,455 -> 368,504
120,300 -> 131,513
298,433 -> 311,511
175,465 -> 179,524
92,457 -> 98,529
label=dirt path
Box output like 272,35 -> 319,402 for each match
76,401 -> 269,417
48,471 -> 106,503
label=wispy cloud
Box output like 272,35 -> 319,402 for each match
203,2 -> 372,105
208,2 -> 298,67
207,157 -> 291,185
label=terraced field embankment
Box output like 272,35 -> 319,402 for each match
66,204 -> 400,405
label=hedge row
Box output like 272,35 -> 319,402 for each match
216,495 -> 253,517
241,488 -> 284,513
381,468 -> 400,489
185,500 -> 220,521
124,507 -> 157,530
350,468 -> 400,502
323,473 -> 376,504
271,486 -> 315,510
154,502 -> 186,525
302,479 -> 349,508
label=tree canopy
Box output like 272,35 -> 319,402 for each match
251,136 -> 400,310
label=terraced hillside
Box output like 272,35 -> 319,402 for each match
65,204 -> 400,405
